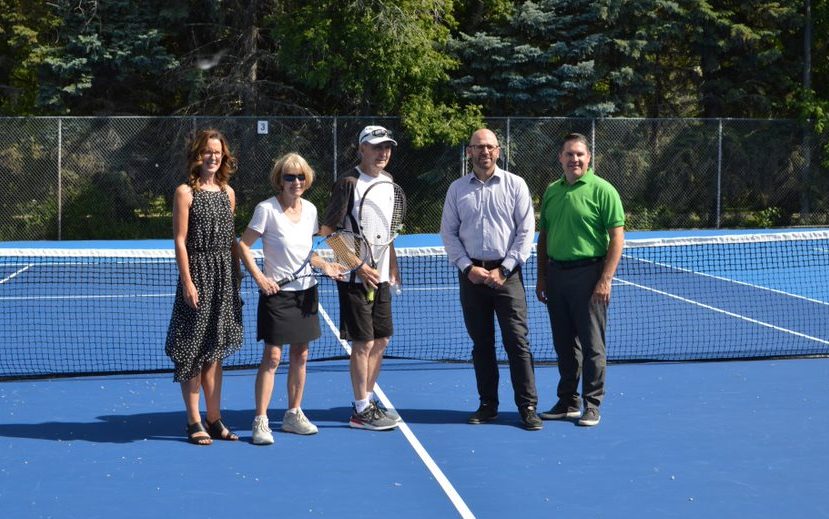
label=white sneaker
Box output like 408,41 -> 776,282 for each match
251,416 -> 274,445
282,409 -> 318,435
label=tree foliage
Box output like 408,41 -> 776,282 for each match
448,0 -> 807,119
801,0 -> 829,167
0,0 -> 819,138
272,0 -> 482,144
35,0 -> 182,114
682,0 -> 802,118
274,0 -> 455,114
449,0 -> 618,117
0,0 -> 62,114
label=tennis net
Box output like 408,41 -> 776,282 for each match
2,230 -> 828,379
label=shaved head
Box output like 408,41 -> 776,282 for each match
469,128 -> 498,146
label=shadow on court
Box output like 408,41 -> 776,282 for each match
0,411 -> 188,444
0,405 -> 543,444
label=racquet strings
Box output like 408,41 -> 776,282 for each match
358,182 -> 407,301
323,231 -> 368,274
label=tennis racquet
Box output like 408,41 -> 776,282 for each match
275,230 -> 368,287
357,180 -> 407,301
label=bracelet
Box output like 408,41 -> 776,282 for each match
462,265 -> 473,277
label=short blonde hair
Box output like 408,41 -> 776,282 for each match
269,153 -> 315,194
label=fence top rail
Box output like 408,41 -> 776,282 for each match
0,116 -> 811,124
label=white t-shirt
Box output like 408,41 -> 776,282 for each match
351,169 -> 393,283
247,197 -> 319,291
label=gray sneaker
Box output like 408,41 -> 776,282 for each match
373,399 -> 401,422
251,416 -> 274,445
282,409 -> 318,435
349,402 -> 398,431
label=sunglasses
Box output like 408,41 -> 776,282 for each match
360,128 -> 394,144
368,129 -> 393,138
283,174 -> 306,183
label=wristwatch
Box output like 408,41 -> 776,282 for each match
499,265 -> 512,278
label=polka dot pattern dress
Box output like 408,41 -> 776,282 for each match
165,188 -> 243,382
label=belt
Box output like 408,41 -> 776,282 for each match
549,256 -> 604,270
470,258 -> 503,270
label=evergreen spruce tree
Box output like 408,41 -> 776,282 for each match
450,0 -> 617,117
35,0 -> 182,114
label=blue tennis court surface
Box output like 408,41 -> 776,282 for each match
1,358 -> 828,518
1,230 -> 829,517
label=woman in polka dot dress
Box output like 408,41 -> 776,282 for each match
165,128 -> 244,446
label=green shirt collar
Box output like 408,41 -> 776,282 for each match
559,167 -> 595,185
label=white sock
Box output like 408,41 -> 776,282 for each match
286,408 -> 299,415
254,415 -> 268,423
355,398 -> 370,413
367,392 -> 374,402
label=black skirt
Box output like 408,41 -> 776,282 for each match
257,286 -> 321,345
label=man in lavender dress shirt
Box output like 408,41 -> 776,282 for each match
439,128 -> 542,431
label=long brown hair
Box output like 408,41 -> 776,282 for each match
186,128 -> 237,189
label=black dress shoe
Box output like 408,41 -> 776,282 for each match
468,403 -> 498,424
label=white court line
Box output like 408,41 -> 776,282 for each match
623,253 -> 829,306
317,304 -> 476,519
615,277 -> 829,346
1,264 -> 32,285
0,293 -> 173,301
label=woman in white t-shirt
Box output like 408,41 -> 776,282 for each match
239,153 -> 339,445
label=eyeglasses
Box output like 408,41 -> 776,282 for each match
200,150 -> 223,158
283,174 -> 306,183
468,144 -> 499,153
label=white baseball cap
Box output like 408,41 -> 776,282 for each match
359,125 -> 397,146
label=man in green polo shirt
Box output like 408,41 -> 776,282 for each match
535,133 -> 625,427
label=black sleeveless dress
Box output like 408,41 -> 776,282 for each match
165,189 -> 243,382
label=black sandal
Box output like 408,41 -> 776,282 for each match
206,418 -> 239,441
187,421 -> 213,446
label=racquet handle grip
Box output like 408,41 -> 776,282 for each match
277,275 -> 296,287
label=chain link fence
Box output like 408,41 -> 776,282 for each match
1,116 -> 826,241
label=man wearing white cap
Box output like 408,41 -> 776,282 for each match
320,125 -> 401,431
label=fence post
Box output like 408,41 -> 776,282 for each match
803,120 -> 812,216
505,117 -> 511,168
716,119 -> 723,228
57,118 -> 62,241
591,119 -> 596,168
333,117 -> 338,181
460,142 -> 466,177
